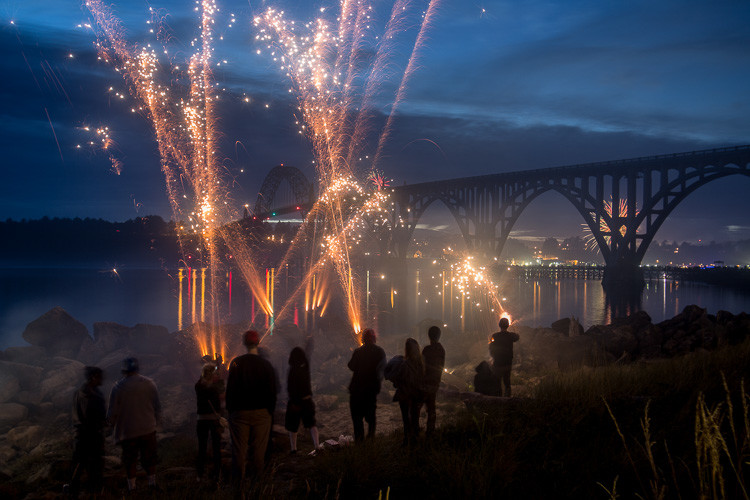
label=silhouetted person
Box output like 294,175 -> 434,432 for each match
108,357 -> 161,493
473,361 -> 499,396
489,318 -> 520,397
226,330 -> 277,493
285,347 -> 320,454
347,328 -> 386,442
394,338 -> 425,446
195,363 -> 225,484
421,326 -> 445,436
65,366 -> 106,498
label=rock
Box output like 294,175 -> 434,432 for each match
1,346 -> 47,366
315,394 -> 338,410
39,358 -> 84,402
25,463 -> 51,484
14,390 -> 43,407
6,425 -> 44,450
550,317 -> 584,336
21,307 -> 90,357
0,372 -> 19,404
0,361 -> 44,390
0,403 -> 28,430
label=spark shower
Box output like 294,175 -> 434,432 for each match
85,0 -> 507,355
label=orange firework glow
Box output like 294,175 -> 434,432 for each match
254,0 -> 439,338
583,198 -> 641,251
85,0 -> 272,358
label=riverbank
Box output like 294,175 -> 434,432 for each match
1,305 -> 749,498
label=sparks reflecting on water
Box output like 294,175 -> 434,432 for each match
85,0 -> 256,358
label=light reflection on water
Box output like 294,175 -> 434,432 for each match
1,267 -> 749,349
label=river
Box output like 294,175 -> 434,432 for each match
1,266 -> 749,349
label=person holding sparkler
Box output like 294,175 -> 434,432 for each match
347,329 -> 386,442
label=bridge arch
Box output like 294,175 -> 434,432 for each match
254,165 -> 314,217
388,145 -> 750,286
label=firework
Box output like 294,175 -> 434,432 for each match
582,198 -> 640,251
254,0 -> 439,337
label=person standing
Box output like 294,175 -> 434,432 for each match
225,330 -> 277,492
65,366 -> 106,497
107,357 -> 161,493
195,363 -> 225,484
394,338 -> 425,446
489,318 -> 520,397
421,326 -> 445,436
347,328 -> 386,442
285,347 -> 320,454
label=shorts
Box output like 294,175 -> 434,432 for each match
284,398 -> 316,432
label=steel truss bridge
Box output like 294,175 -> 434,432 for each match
254,145 -> 750,287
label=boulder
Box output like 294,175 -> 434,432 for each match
1,346 -> 47,366
0,403 -> 28,430
550,317 -> 584,336
0,372 -> 19,404
0,361 -> 44,390
21,307 -> 90,357
5,425 -> 44,450
39,358 -> 84,402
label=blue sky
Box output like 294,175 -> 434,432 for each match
1,0 -> 749,243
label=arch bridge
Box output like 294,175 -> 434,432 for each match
387,145 -> 750,287
252,165 -> 314,219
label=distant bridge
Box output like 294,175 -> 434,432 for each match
254,145 -> 750,286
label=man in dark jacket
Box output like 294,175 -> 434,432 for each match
489,318 -> 520,397
421,326 -> 445,436
108,357 -> 161,493
226,330 -> 277,491
65,366 -> 106,497
347,328 -> 386,442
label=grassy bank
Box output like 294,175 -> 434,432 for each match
303,340 -> 750,499
6,340 -> 749,499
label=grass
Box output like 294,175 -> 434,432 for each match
8,339 -> 750,498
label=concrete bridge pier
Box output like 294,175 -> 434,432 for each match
601,258 -> 645,291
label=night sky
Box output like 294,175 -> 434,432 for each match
1,0 -> 749,244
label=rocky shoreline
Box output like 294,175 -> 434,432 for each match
1,304 -> 748,494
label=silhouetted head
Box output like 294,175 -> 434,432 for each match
121,357 -> 139,375
499,317 -> 510,330
200,363 -> 216,382
243,329 -> 260,348
289,346 -> 308,367
85,366 -> 103,385
361,328 -> 377,345
428,325 -> 441,343
405,337 -> 421,361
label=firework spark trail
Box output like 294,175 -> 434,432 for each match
44,107 -> 64,162
372,0 -> 440,171
345,0 -> 412,167
256,1 -> 437,336
86,0 -> 254,357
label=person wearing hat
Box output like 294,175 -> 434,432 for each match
347,328 -> 386,442
65,366 -> 106,497
225,330 -> 277,492
489,318 -> 520,397
107,357 -> 161,493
